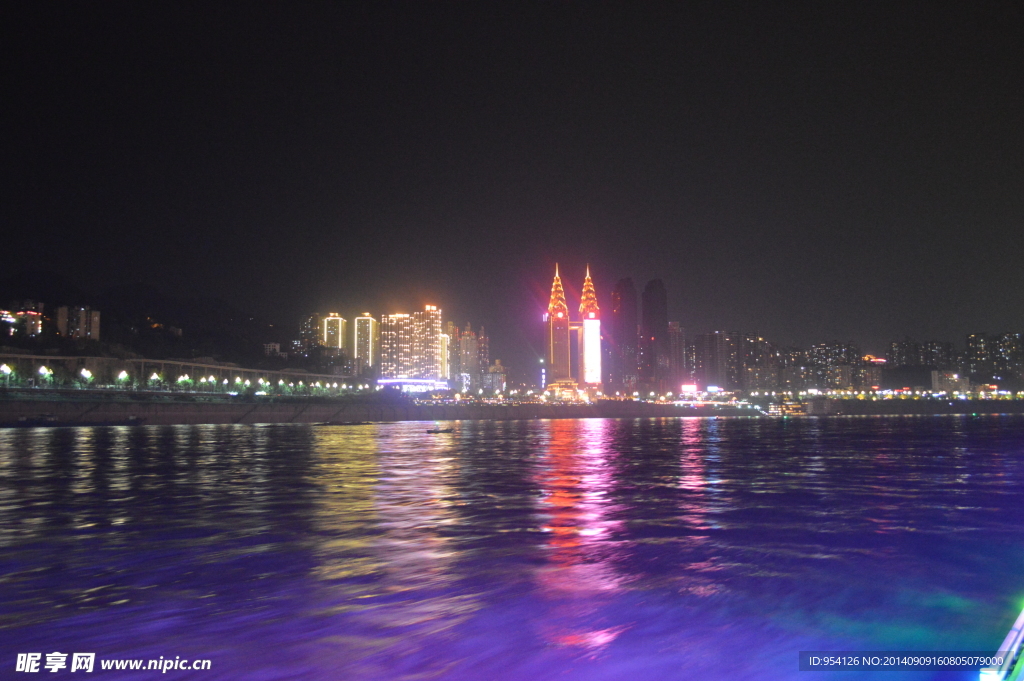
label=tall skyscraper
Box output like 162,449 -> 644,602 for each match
640,279 -> 668,389
578,266 -> 602,386
608,278 -> 638,392
966,334 -> 993,376
380,314 -> 412,378
414,305 -> 443,379
439,332 -> 450,381
668,322 -> 685,386
459,324 -> 479,391
545,264 -> 571,385
693,331 -> 729,389
354,313 -> 378,368
379,305 -> 445,381
477,326 -> 490,372
446,321 -> 462,382
322,313 -> 347,351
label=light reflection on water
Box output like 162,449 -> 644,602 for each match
1,416 -> 1024,679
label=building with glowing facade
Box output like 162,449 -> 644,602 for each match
380,305 -> 445,383
545,265 -> 572,385
439,332 -> 450,381
354,313 -> 378,368
544,264 -> 603,390
578,266 -> 602,386
322,313 -> 347,351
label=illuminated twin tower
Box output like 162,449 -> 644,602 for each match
545,264 -> 602,389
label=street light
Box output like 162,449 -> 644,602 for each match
0,363 -> 11,389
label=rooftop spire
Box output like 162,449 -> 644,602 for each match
579,265 -> 599,317
548,265 -> 569,317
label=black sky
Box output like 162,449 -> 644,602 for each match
4,2 -> 1023,375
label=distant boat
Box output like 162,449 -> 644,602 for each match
426,427 -> 453,434
316,421 -> 372,426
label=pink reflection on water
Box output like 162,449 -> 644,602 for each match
676,420 -> 727,597
678,419 -> 712,533
534,419 -> 630,651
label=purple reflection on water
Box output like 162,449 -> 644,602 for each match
2,417 -> 1023,679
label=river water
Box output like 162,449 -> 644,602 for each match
2,416 -> 1024,680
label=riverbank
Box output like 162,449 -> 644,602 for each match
2,395 -> 1023,426
0,396 -> 749,426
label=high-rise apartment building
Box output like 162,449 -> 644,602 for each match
640,279 -> 668,389
414,305 -> 443,379
994,333 -> 1023,380
921,341 -> 956,369
459,324 -> 479,391
379,305 -> 444,381
887,339 -> 923,367
322,313 -> 347,352
299,313 -> 322,349
446,321 -> 462,382
439,333 -> 450,381
693,331 -> 728,389
608,278 -> 638,392
477,326 -> 490,372
965,334 -> 993,376
668,322 -> 685,386
354,314 -> 378,368
810,341 -> 861,367
380,314 -> 412,379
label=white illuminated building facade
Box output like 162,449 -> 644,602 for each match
577,266 -> 602,387
354,313 -> 378,367
439,333 -> 450,381
322,313 -> 347,351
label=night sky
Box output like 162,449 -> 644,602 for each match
4,2 -> 1023,375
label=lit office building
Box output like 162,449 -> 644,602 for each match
545,264 -> 572,385
322,313 -> 347,351
578,266 -> 602,386
354,314 -> 378,368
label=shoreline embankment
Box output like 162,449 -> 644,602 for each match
0,397 -> 748,426
2,396 -> 1023,427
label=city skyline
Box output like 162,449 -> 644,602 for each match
4,3 -> 1023,378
